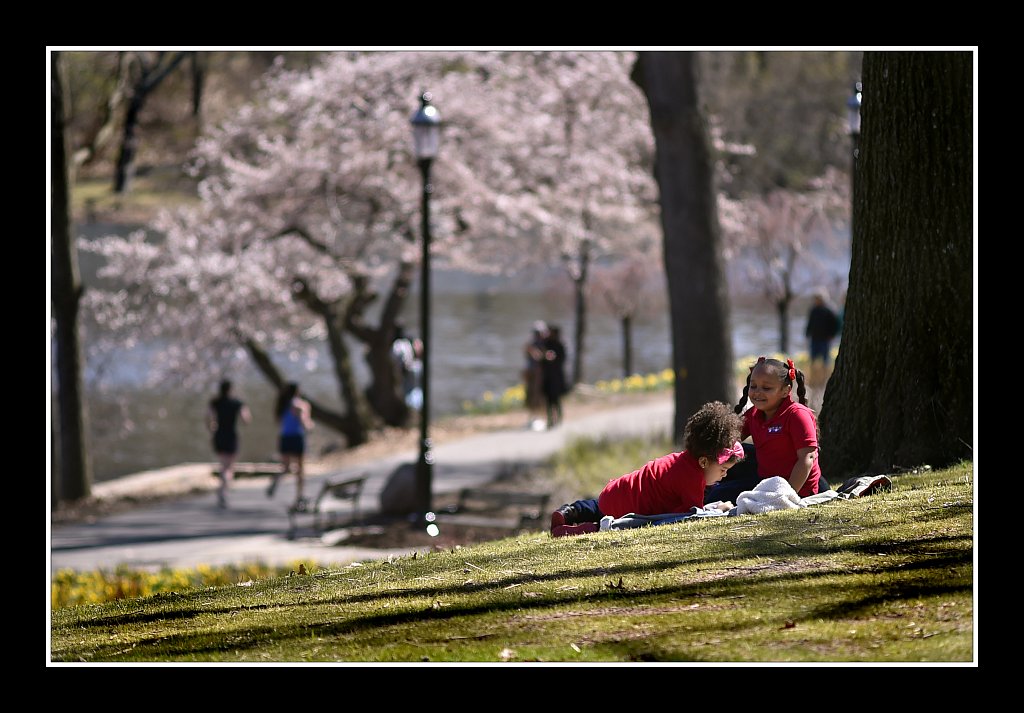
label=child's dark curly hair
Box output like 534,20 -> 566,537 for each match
683,401 -> 743,460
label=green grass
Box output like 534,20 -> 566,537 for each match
550,432 -> 676,498
50,461 -> 974,663
71,169 -> 199,222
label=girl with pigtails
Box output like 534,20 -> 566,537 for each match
704,356 -> 826,506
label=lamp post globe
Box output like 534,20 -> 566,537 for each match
847,81 -> 862,141
410,91 -> 441,522
847,81 -> 862,246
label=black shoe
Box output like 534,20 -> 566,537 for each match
551,504 -> 577,530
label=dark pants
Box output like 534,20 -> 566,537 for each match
703,443 -> 761,505
565,498 -> 604,523
810,338 -> 833,364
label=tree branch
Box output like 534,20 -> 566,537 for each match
72,53 -> 131,171
137,51 -> 191,96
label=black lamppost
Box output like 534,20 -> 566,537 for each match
847,81 -> 862,243
410,91 -> 441,524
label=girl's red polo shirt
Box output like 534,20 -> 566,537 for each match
597,450 -> 706,518
742,395 -> 822,497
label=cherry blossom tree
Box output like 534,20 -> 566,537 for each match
589,256 -> 665,378
499,52 -> 658,386
721,167 -> 850,353
81,50 -> 659,445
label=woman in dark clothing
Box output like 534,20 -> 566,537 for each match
207,380 -> 251,508
541,325 -> 569,428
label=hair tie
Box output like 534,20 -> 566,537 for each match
756,356 -> 766,364
786,359 -> 796,381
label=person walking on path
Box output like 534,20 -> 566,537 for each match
541,324 -> 568,428
391,325 -> 424,411
805,288 -> 840,387
523,321 -> 548,431
207,380 -> 251,508
266,382 -> 314,510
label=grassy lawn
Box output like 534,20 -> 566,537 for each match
50,461 -> 974,663
71,168 -> 199,224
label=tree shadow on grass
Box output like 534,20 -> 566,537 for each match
63,531 -> 971,661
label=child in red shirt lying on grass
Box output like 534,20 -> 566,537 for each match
549,401 -> 745,537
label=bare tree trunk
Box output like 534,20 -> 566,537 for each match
113,51 -> 189,193
114,94 -> 143,193
190,52 -> 207,118
776,300 -> 788,353
570,238 -> 591,388
819,51 -> 973,479
632,51 -> 735,441
779,244 -> 795,354
621,314 -> 633,378
51,51 -> 93,503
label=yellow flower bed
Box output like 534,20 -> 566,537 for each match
51,562 -> 313,609
462,368 -> 676,415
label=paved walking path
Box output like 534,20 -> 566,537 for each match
50,397 -> 674,573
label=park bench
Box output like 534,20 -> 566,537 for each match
286,473 -> 368,539
433,487 -> 551,532
211,462 -> 282,479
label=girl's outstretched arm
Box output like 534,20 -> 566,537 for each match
788,447 -> 817,493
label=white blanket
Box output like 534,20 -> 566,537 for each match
735,476 -> 806,515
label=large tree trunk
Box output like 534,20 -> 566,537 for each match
276,226 -> 410,428
345,264 -> 416,427
51,51 -> 93,503
819,51 -> 973,479
632,51 -> 735,441
51,392 -> 60,510
292,279 -> 372,446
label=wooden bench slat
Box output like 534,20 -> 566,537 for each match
212,463 -> 283,478
433,513 -> 524,530
287,473 -> 368,538
437,487 -> 551,532
458,490 -> 550,507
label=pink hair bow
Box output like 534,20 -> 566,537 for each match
716,441 -> 745,464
